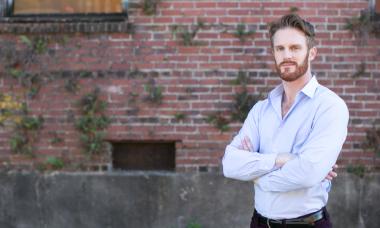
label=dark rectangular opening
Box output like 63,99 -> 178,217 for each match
112,141 -> 175,171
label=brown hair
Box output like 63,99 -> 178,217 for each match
269,14 -> 316,49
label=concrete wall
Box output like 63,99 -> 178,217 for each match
0,172 -> 379,228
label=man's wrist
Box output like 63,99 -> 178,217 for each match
275,153 -> 295,168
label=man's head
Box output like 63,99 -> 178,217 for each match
269,14 -> 317,82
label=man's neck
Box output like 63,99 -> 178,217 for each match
282,72 -> 312,105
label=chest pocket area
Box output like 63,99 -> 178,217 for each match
292,125 -> 312,154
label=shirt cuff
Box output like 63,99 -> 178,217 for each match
253,153 -> 277,184
259,153 -> 277,171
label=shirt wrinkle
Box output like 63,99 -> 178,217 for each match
222,75 -> 349,219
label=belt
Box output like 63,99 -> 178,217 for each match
256,208 -> 325,226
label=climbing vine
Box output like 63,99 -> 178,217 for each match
171,20 -> 206,46
362,123 -> 380,157
76,88 -> 110,156
230,71 -> 263,123
345,11 -> 380,45
234,23 -> 255,43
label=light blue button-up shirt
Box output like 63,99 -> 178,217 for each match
222,76 -> 349,219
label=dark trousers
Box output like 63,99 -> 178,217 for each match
250,207 -> 332,228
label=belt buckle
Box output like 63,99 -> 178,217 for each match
302,209 -> 324,225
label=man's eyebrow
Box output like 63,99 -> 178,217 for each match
274,44 -> 303,48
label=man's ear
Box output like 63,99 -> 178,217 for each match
309,47 -> 317,61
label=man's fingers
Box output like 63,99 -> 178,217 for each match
241,137 -> 249,151
325,171 -> 338,181
244,136 -> 253,151
246,136 -> 253,151
239,136 -> 253,152
332,164 -> 339,170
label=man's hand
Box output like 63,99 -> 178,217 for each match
275,153 -> 295,168
325,164 -> 338,181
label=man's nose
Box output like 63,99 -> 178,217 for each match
283,49 -> 292,59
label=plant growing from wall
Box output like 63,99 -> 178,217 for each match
20,35 -> 49,55
345,11 -> 380,45
230,70 -> 249,85
141,0 -> 160,15
128,92 -> 139,105
230,71 -> 262,123
351,61 -> 366,78
234,23 -> 255,43
1,93 -> 43,156
1,35 -> 68,160
346,164 -> 366,178
37,156 -> 65,171
64,77 -> 80,94
362,124 -> 380,157
231,90 -> 262,123
289,7 -> 299,13
174,112 -> 187,122
144,79 -> 163,104
9,70 -> 42,99
76,88 -> 110,156
187,221 -> 202,228
206,112 -> 230,132
9,111 -> 44,156
49,131 -> 64,144
4,35 -> 67,99
172,20 -> 206,46
0,93 -> 23,126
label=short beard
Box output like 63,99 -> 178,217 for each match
275,51 -> 309,82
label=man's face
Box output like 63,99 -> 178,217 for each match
272,28 -> 313,82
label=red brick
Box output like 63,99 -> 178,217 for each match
183,10 -> 205,17
172,2 -> 194,9
228,9 -> 251,15
153,17 -> 173,23
217,2 -> 238,8
262,2 -> 283,8
205,9 -> 226,16
195,2 -> 217,8
161,10 -> 184,16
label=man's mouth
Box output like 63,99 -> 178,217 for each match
280,62 -> 296,67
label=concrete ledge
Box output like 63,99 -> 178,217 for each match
0,172 -> 378,228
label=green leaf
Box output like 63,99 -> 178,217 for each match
45,156 -> 64,169
20,35 -> 32,48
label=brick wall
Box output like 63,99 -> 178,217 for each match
0,0 -> 379,172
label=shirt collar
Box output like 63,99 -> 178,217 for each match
300,76 -> 319,98
269,75 -> 319,101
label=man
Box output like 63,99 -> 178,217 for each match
222,14 -> 349,228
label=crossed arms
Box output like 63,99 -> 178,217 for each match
222,100 -> 349,192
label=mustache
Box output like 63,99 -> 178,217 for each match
279,61 -> 297,66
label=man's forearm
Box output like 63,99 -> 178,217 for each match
222,145 -> 278,181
